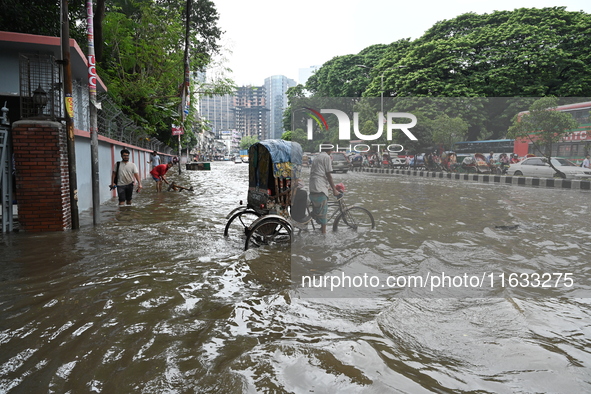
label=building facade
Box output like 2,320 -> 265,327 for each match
233,86 -> 268,139
264,75 -> 296,140
198,93 -> 235,139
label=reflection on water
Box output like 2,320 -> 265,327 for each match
1,163 -> 590,392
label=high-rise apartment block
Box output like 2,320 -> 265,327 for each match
233,86 -> 268,139
264,75 -> 297,140
198,94 -> 235,139
197,75 -> 296,143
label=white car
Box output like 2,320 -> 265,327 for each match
507,157 -> 591,179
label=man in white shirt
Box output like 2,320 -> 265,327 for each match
110,149 -> 142,205
582,155 -> 590,169
149,151 -> 161,169
309,143 -> 339,234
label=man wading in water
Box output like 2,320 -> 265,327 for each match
309,143 -> 339,234
110,149 -> 142,205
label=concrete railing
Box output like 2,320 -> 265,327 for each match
352,166 -> 591,191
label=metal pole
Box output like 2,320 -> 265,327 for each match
61,0 -> 80,230
178,0 -> 192,175
178,134 -> 181,174
87,0 -> 100,225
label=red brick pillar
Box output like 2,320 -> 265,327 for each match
12,120 -> 72,231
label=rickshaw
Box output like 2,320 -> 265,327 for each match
223,140 -> 301,250
224,139 -> 375,250
474,153 -> 494,173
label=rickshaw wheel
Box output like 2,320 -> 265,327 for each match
245,217 -> 293,250
224,210 -> 261,238
333,207 -> 375,233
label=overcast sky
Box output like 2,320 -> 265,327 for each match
210,0 -> 591,87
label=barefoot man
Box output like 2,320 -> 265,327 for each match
150,162 -> 174,192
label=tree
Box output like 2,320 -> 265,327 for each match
430,114 -> 469,151
240,135 -> 259,150
507,97 -> 579,178
281,131 -> 292,141
97,0 -> 226,145
306,44 -> 391,97
1,0 -> 228,149
0,0 -> 87,43
379,8 -> 591,99
365,8 -> 591,140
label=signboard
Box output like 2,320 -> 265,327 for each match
172,124 -> 184,136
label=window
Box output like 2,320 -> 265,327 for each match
524,158 -> 544,166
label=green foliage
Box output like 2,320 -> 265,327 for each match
430,114 -> 469,151
306,44 -> 390,97
96,0 -> 225,147
1,0 -> 228,150
507,97 -> 579,159
307,7 -> 591,141
0,0 -> 88,47
240,135 -> 259,150
387,7 -> 591,99
281,130 -> 292,141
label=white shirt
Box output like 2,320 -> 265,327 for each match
583,158 -> 590,168
151,154 -> 161,167
309,152 -> 333,196
114,160 -> 139,185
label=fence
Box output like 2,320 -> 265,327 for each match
97,93 -> 175,155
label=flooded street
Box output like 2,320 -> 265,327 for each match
1,161 -> 591,393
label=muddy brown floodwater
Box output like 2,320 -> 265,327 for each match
1,161 -> 590,393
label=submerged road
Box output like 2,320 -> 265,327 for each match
1,161 -> 590,393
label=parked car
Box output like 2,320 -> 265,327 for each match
507,157 -> 591,179
330,152 -> 350,173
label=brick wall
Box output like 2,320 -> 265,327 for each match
12,120 -> 72,231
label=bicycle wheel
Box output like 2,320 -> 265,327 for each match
224,210 -> 261,238
332,206 -> 375,233
245,217 -> 292,250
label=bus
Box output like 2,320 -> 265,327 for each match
454,101 -> 591,162
516,101 -> 591,163
453,139 -> 516,157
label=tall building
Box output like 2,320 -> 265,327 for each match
264,75 -> 297,140
234,86 -> 268,139
198,93 -> 235,139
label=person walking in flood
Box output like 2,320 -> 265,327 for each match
150,162 -> 174,192
110,149 -> 142,206
148,151 -> 161,169
309,143 -> 339,234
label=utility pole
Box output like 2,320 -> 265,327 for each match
61,0 -> 80,229
178,0 -> 192,175
87,0 -> 100,225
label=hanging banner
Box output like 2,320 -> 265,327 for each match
65,94 -> 74,119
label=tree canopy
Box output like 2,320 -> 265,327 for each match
303,7 -> 591,142
239,135 -> 259,150
1,0 -> 232,148
507,97 -> 579,177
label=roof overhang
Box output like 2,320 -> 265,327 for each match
0,31 -> 107,93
